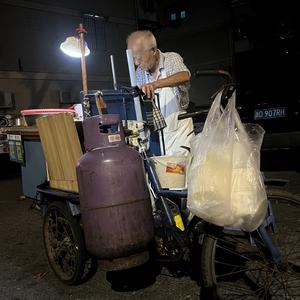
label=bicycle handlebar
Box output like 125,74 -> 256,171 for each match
194,69 -> 233,83
178,109 -> 209,120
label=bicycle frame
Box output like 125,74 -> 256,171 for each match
143,152 -> 283,264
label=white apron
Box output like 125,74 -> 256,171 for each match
153,69 -> 194,156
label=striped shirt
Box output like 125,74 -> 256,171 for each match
135,50 -> 190,110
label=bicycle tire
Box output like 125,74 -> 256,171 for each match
43,201 -> 97,285
200,188 -> 300,299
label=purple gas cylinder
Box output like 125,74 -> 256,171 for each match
76,114 -> 154,271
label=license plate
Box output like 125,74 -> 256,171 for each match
254,107 -> 286,120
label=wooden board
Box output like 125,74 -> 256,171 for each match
1,126 -> 39,140
36,113 -> 82,193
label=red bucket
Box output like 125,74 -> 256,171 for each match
21,108 -> 75,126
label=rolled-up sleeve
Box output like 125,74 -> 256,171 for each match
168,52 -> 190,76
165,52 -> 191,110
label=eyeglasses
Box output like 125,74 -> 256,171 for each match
132,48 -> 155,64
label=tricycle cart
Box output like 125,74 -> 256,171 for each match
4,71 -> 300,299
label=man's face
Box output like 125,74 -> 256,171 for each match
127,40 -> 156,71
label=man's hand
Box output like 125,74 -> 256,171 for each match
139,71 -> 190,99
140,82 -> 157,99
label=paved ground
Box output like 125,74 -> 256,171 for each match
1,156 -> 299,300
264,171 -> 300,196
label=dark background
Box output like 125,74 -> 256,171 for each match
0,0 -> 299,170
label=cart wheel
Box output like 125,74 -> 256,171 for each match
200,188 -> 300,299
43,201 -> 97,285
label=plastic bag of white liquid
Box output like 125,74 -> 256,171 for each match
187,90 -> 268,232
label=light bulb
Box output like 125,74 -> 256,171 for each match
60,36 -> 90,58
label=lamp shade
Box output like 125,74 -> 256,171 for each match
60,36 -> 90,58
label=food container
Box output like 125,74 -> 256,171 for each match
150,155 -> 188,189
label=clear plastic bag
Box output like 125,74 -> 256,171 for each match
187,90 -> 268,232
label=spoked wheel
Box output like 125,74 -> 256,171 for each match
43,201 -> 97,285
201,188 -> 300,299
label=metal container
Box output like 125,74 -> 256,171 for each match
77,114 -> 153,271
14,117 -> 22,126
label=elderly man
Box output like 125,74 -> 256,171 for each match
127,30 -> 194,155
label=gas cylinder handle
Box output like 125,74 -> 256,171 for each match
97,115 -> 125,139
99,123 -> 121,134
83,115 -> 125,151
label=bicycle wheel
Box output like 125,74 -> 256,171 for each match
43,201 -> 97,285
201,188 -> 300,299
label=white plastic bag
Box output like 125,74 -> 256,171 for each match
187,90 -> 268,232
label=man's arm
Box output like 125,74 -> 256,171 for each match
141,71 -> 190,99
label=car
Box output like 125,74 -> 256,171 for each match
234,46 -> 300,172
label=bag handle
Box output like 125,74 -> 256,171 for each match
224,92 -> 248,137
201,86 -> 250,147
224,92 -> 251,150
201,90 -> 223,136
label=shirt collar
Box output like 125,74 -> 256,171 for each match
157,49 -> 165,71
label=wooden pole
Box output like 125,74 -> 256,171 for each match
77,23 -> 90,118
79,23 -> 88,95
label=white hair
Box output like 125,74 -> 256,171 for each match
127,30 -> 157,50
